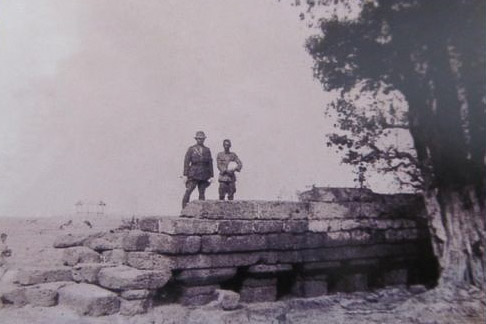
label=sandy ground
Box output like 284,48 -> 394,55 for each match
0,214 -> 484,324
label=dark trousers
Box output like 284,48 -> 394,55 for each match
182,179 -> 210,208
219,181 -> 236,200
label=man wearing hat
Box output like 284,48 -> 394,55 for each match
182,131 -> 214,208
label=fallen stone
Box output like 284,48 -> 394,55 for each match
126,252 -> 173,270
84,232 -> 126,252
53,233 -> 91,248
181,200 -> 309,220
58,283 -> 120,316
214,289 -> 240,311
102,249 -> 127,265
24,281 -> 72,307
120,298 -> 151,316
147,233 -> 201,254
72,263 -> 115,284
98,265 -> 170,290
16,267 -> 73,286
1,286 -> 27,306
62,246 -> 101,266
409,284 -> 427,294
120,289 -> 153,300
175,268 -> 237,285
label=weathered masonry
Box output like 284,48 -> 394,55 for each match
1,188 -> 438,316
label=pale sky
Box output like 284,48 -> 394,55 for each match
0,0 -> 368,217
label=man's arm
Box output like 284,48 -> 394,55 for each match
234,153 -> 243,172
183,148 -> 191,176
208,149 -> 214,178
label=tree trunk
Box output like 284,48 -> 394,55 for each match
424,186 -> 485,288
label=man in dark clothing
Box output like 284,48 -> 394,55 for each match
217,139 -> 243,200
182,131 -> 214,208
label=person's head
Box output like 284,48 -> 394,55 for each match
194,131 -> 206,145
223,139 -> 231,151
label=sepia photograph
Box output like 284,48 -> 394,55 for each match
0,0 -> 484,323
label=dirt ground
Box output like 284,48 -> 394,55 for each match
0,215 -> 484,324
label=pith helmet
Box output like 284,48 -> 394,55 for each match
194,131 -> 206,139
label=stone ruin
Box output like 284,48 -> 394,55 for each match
0,188 -> 438,316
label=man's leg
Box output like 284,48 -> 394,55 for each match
182,180 -> 197,208
197,180 -> 210,200
228,182 -> 236,200
218,182 -> 226,200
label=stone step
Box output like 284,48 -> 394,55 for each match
58,283 -> 120,316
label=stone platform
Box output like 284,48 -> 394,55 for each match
0,188 -> 437,316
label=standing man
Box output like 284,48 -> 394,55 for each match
182,131 -> 214,208
217,139 -> 243,200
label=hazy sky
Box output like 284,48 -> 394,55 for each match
0,0 -> 363,217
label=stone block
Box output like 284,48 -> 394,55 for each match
72,263 -> 115,284
301,243 -> 419,263
264,233 -> 297,250
53,233 -> 90,248
122,231 -> 150,251
98,266 -> 170,290
174,252 -> 261,270
102,249 -> 127,265
62,246 -> 101,266
334,273 -> 368,292
120,289 -> 153,300
175,268 -> 237,285
217,220 -> 254,234
282,221 -> 308,233
240,285 -> 277,303
147,233 -> 201,254
214,289 -> 240,311
126,252 -> 173,270
16,267 -> 73,286
24,282 -> 72,307
58,283 -> 120,316
1,286 -> 27,306
248,264 -> 292,274
120,298 -> 151,316
139,217 -> 219,235
181,200 -> 309,220
84,232 -> 126,252
201,235 -> 266,253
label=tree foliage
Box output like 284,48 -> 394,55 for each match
304,0 -> 485,197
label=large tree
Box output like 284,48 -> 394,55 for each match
294,0 -> 485,287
